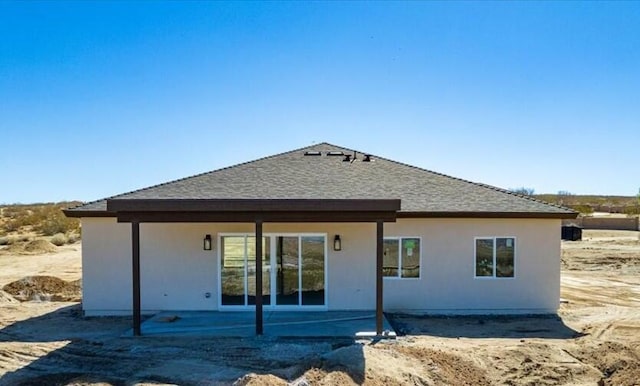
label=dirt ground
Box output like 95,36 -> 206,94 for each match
1,230 -> 639,385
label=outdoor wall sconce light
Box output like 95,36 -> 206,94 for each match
333,235 -> 342,251
203,234 -> 212,251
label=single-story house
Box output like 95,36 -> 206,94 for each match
64,142 -> 577,336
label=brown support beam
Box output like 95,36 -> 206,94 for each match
107,198 -> 401,213
376,220 -> 384,335
255,220 -> 263,335
132,220 -> 141,336
116,211 -> 398,223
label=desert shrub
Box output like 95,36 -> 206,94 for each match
16,235 -> 30,242
1,234 -> 31,244
571,204 -> 594,215
37,210 -> 79,236
1,207 -> 38,231
2,220 -> 21,233
623,207 -> 640,215
1,203 -> 80,236
66,232 -> 80,244
1,206 -> 26,220
50,233 -> 68,246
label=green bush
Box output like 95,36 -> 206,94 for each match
50,233 -> 68,246
0,237 -> 11,246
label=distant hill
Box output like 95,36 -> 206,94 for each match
533,194 -> 639,215
0,202 -> 82,237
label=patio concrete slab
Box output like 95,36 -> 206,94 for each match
129,311 -> 396,338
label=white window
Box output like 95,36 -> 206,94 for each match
475,237 -> 516,278
383,237 -> 421,278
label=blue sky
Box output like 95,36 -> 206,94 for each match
1,1 -> 638,204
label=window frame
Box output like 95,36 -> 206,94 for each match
473,236 -> 517,279
383,236 -> 422,280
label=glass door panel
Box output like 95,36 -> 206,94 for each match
221,236 -> 245,305
247,236 -> 271,305
301,236 -> 325,305
276,236 -> 299,305
221,234 -> 326,308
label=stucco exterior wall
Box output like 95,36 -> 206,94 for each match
383,218 -> 561,313
81,218 -> 132,315
80,217 -> 560,315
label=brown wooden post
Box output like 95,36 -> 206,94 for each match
132,220 -> 141,336
255,219 -> 263,335
376,219 -> 384,335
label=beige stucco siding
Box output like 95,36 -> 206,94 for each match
80,217 -> 560,315
139,223 -> 219,311
81,218 -> 132,315
383,218 -> 561,313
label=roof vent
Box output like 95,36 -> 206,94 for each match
326,151 -> 344,156
362,154 -> 372,162
304,151 -> 321,156
342,154 -> 351,162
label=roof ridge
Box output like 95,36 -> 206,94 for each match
68,142 -> 328,211
342,145 -> 575,213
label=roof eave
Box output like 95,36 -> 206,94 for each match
397,211 -> 579,219
64,208 -> 578,220
63,209 -> 115,218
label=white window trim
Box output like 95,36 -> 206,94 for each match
382,236 -> 422,280
473,236 -> 517,279
217,232 -> 328,310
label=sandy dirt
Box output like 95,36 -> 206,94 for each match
1,230 -> 639,385
0,242 -> 81,283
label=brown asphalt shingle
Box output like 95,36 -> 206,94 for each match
66,142 -> 575,216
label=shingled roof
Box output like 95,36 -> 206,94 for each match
65,142 -> 576,218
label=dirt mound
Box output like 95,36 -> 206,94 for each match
298,368 -> 359,385
2,276 -> 81,302
0,289 -> 19,304
234,373 -> 287,386
23,239 -> 57,253
569,342 -> 640,386
394,346 -> 492,386
4,239 -> 59,254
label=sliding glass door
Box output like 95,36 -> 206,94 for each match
220,234 -> 326,309
220,235 -> 270,306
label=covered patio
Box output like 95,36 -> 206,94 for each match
106,198 -> 401,337
127,311 -> 397,338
